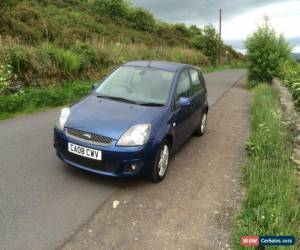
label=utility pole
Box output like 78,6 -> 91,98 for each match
219,8 -> 222,64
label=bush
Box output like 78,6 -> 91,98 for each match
246,17 -> 291,83
189,25 -> 202,36
44,45 -> 84,73
72,42 -> 98,67
92,0 -> 129,21
129,8 -> 157,32
6,46 -> 40,76
0,64 -> 14,93
280,60 -> 300,107
192,25 -> 222,64
0,80 -> 92,116
173,23 -> 192,38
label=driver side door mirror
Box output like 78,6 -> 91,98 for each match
176,97 -> 192,107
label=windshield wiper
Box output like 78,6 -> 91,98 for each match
96,94 -> 138,104
138,102 -> 165,107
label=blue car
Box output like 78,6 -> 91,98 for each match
54,60 -> 208,182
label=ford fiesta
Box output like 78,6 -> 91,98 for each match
54,60 -> 208,182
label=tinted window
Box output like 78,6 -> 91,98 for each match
189,68 -> 202,94
176,70 -> 190,99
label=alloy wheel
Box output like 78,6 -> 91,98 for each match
158,144 -> 169,177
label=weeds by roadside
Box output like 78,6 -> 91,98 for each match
0,80 -> 92,120
232,84 -> 300,249
201,60 -> 246,73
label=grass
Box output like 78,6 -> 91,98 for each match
0,0 -> 244,86
201,60 -> 247,73
0,63 -> 245,120
232,84 -> 300,249
0,42 -> 212,84
0,80 -> 93,120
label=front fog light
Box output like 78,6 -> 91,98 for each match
123,162 -> 143,173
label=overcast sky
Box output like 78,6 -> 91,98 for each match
132,0 -> 300,53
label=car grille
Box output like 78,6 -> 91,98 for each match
66,128 -> 113,146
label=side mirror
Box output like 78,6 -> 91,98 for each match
92,83 -> 98,91
177,97 -> 191,107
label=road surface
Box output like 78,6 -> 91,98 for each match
0,69 -> 246,250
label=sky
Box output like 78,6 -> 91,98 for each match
132,0 -> 300,53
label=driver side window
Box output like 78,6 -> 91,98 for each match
176,70 -> 191,100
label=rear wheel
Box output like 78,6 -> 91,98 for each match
150,140 -> 170,182
194,111 -> 207,136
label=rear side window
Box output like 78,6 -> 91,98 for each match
189,68 -> 203,94
176,70 -> 191,99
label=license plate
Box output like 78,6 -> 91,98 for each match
68,142 -> 102,161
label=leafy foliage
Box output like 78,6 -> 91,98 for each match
0,64 -> 15,93
129,8 -> 157,32
192,25 -> 222,64
173,23 -> 192,38
92,0 -> 129,21
246,17 -> 291,83
0,80 -> 92,117
280,59 -> 300,107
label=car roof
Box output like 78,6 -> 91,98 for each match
123,60 -> 194,72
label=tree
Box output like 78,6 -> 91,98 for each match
246,16 -> 291,83
189,25 -> 202,37
129,8 -> 157,32
192,25 -> 222,64
173,23 -> 192,38
93,0 -> 129,21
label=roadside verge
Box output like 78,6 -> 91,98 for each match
232,82 -> 300,249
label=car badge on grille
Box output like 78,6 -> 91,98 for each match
83,133 -> 92,139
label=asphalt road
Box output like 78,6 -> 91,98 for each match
0,69 -> 246,250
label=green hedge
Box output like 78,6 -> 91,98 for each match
0,80 -> 92,117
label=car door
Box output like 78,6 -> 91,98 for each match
189,68 -> 207,129
172,69 -> 194,148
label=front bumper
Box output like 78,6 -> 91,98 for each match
53,128 -> 159,177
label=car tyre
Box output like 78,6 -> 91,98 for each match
150,140 -> 170,182
194,111 -> 207,136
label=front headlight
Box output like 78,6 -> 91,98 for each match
117,124 -> 151,146
56,107 -> 70,130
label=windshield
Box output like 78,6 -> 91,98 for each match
95,66 -> 175,105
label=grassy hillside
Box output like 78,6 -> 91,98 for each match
0,0 -> 244,119
0,0 -> 242,89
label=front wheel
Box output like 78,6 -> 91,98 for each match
150,140 -> 170,182
194,111 -> 207,136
